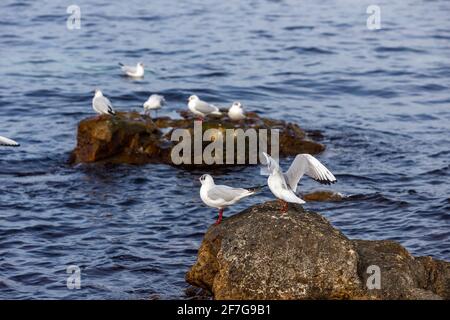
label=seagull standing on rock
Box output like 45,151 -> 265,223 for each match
188,95 -> 221,120
228,101 -> 246,121
92,89 -> 116,116
263,152 -> 337,213
143,94 -> 165,116
0,136 -> 20,147
199,174 -> 258,224
118,62 -> 145,78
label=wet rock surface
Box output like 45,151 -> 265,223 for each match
69,111 -> 325,166
302,190 -> 345,202
186,201 -> 449,300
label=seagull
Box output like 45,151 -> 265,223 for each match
92,89 -> 116,116
143,94 -> 165,116
118,62 -> 144,78
188,95 -> 222,120
0,136 -> 19,147
262,152 -> 337,213
199,174 -> 258,224
228,101 -> 246,121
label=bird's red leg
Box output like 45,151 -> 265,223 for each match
278,200 -> 288,214
215,208 -> 224,225
283,201 -> 289,213
278,199 -> 284,213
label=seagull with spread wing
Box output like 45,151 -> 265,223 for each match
262,152 -> 337,213
199,174 -> 258,224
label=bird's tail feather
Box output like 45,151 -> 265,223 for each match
283,192 -> 306,204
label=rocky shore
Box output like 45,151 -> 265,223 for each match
69,111 -> 325,166
186,201 -> 449,300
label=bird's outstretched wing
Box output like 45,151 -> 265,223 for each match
208,185 -> 253,202
0,135 -> 19,147
284,154 -> 336,191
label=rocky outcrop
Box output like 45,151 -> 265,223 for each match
186,201 -> 449,300
69,111 -> 325,166
302,190 -> 344,202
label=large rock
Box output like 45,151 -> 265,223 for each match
69,111 -> 325,166
186,201 -> 449,300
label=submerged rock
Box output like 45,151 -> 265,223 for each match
303,190 -> 344,202
186,201 -> 449,300
69,111 -> 325,166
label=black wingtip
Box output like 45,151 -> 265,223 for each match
0,143 -> 20,147
118,62 -> 124,66
314,179 -> 337,185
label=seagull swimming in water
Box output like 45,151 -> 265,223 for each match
188,95 -> 222,120
199,174 -> 258,224
118,62 -> 145,78
228,101 -> 246,121
92,89 -> 116,116
262,152 -> 337,213
0,136 -> 19,147
143,94 -> 165,116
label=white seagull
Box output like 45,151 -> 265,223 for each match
143,94 -> 165,116
262,152 -> 337,212
118,62 -> 145,78
92,89 -> 116,116
0,136 -> 19,147
228,101 -> 246,121
199,174 -> 258,224
188,95 -> 222,119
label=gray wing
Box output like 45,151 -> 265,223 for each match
95,96 -> 115,114
285,154 -> 336,191
121,65 -> 137,73
150,94 -> 166,105
207,185 -> 251,202
0,135 -> 19,146
195,100 -> 218,114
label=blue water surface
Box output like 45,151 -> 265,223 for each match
0,0 -> 449,299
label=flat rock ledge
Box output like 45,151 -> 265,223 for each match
186,201 -> 449,300
69,111 -> 325,166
